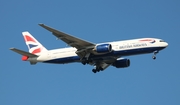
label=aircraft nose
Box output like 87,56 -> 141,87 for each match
164,42 -> 168,47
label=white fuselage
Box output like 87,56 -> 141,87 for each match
30,38 -> 168,64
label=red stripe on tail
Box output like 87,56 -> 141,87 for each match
24,35 -> 36,42
32,48 -> 41,54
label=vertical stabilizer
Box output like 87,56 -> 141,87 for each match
22,31 -> 48,55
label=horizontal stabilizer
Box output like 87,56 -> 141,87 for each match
10,48 -> 38,57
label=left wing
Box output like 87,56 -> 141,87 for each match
39,24 -> 96,59
39,24 -> 95,50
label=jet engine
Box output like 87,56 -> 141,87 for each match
112,58 -> 130,68
95,44 -> 112,53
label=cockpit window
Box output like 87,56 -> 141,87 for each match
160,40 -> 165,42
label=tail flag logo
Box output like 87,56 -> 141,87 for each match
27,44 -> 41,54
22,31 -> 48,55
24,35 -> 42,54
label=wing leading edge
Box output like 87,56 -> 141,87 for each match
39,24 -> 95,50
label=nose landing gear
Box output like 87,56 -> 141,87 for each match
152,50 -> 159,60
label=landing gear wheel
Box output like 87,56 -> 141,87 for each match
82,62 -> 86,65
152,51 -> 158,60
92,65 -> 104,73
81,59 -> 89,65
92,69 -> 96,73
97,69 -> 100,72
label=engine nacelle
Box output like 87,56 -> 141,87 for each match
112,58 -> 130,68
95,44 -> 112,53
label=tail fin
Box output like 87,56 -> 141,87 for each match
22,31 -> 48,55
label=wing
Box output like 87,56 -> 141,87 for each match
39,24 -> 96,59
39,24 -> 95,50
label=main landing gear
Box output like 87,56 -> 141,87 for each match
92,66 -> 104,73
152,50 -> 159,60
81,58 -> 92,65
81,53 -> 91,65
81,59 -> 89,65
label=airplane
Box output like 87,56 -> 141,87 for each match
10,24 -> 168,73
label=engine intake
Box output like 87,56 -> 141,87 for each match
112,58 -> 130,68
95,44 -> 112,53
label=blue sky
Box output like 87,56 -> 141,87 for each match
1,0 -> 180,105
